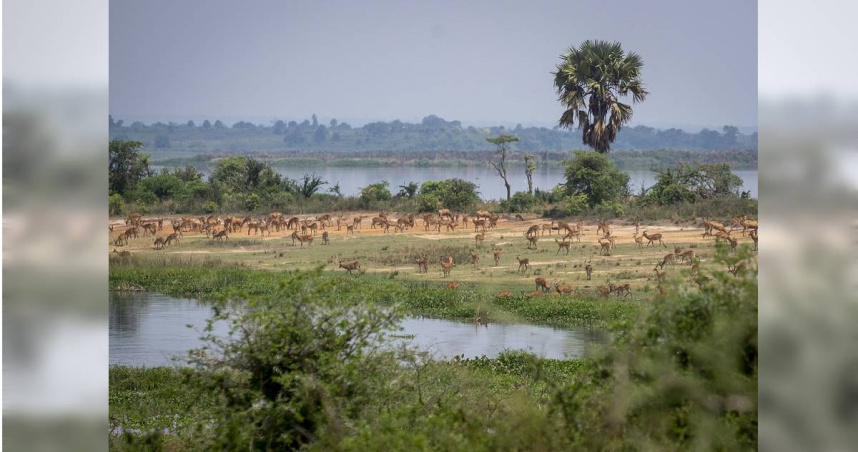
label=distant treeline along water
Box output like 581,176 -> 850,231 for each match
109,114 -> 758,155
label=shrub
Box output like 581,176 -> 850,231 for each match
416,193 -> 441,212
562,151 -> 630,206
109,193 -> 125,216
245,193 -> 262,211
502,191 -> 541,213
563,194 -> 589,216
360,181 -> 393,206
203,201 -> 219,214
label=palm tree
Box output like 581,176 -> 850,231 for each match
553,40 -> 648,153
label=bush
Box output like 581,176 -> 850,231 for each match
360,181 -> 393,206
203,201 -> 219,214
419,178 -> 480,211
563,194 -> 589,216
502,191 -> 541,213
416,193 -> 441,212
563,151 -> 630,206
109,193 -> 125,216
245,193 -> 262,211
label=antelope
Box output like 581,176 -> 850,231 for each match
614,283 -> 632,298
346,224 -> 355,235
112,248 -> 131,260
439,257 -> 456,278
709,220 -> 728,235
291,231 -> 314,248
730,215 -> 744,232
525,290 -> 543,297
153,237 -> 166,250
445,281 -> 460,290
515,256 -> 530,272
554,282 -> 574,295
339,260 -> 361,274
740,215 -> 758,237
598,239 -> 611,256
555,239 -> 571,255
540,223 -> 554,236
653,266 -> 666,283
213,230 -> 229,242
634,221 -> 641,235
584,260 -> 593,280
657,253 -> 676,269
322,231 -> 330,245
534,277 -> 550,293
633,233 -> 644,249
474,233 -> 485,247
472,218 -> 487,232
642,231 -> 667,248
113,236 -> 126,247
597,221 -> 611,238
318,214 -> 333,227
165,232 -> 180,247
246,221 -> 259,235
414,256 -> 429,273
461,215 -> 470,228
470,251 -> 480,269
604,232 -> 616,249
726,235 -> 738,250
258,221 -> 272,237
497,290 -> 513,297
750,230 -> 758,251
438,209 -> 453,220
141,223 -> 157,236
728,262 -> 748,277
678,249 -> 696,264
514,214 -> 525,221
563,229 -> 581,243
493,249 -> 502,266
524,233 -> 538,250
525,225 -> 540,237
475,209 -> 491,219
596,285 -> 611,299
353,216 -> 365,229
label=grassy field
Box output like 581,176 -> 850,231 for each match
110,211 -> 754,296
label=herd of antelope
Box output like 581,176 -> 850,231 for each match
111,209 -> 757,295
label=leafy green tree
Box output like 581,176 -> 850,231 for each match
108,193 -> 125,216
487,134 -> 519,202
360,181 -> 392,205
563,150 -> 629,207
523,153 -> 536,195
297,174 -> 328,198
646,163 -> 743,205
137,173 -> 185,201
554,40 -> 648,153
420,179 -> 480,211
109,140 -> 151,196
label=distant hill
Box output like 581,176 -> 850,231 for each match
109,114 -> 758,154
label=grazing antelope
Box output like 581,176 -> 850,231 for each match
153,237 -> 166,250
534,277 -> 550,293
445,281 -> 460,290
112,248 -> 131,260
653,266 -> 666,283
633,233 -> 644,249
598,239 -> 612,256
514,214 -> 525,221
322,231 -> 330,245
524,233 -> 539,250
515,256 -> 530,272
642,231 -> 667,248
726,235 -> 738,250
555,239 -> 571,255
657,253 -> 676,269
614,283 -> 632,298
470,251 -> 480,268
525,225 -> 540,237
213,230 -> 229,242
474,232 -> 485,247
113,235 -> 127,247
339,260 -> 361,274
165,232 -> 180,247
439,257 -> 456,278
492,249 -> 502,266
585,260 -> 593,280
554,282 -> 574,295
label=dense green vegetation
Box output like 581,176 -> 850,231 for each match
109,246 -> 756,450
109,114 -> 757,154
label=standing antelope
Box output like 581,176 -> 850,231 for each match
153,237 -> 166,250
633,233 -> 644,249
414,256 -> 429,273
346,224 -> 355,235
515,256 -> 530,272
555,239 -> 571,255
492,249 -> 502,266
657,253 -> 676,269
474,232 -> 485,247
165,232 -> 180,247
213,230 -> 229,242
112,248 -> 131,260
535,277 -> 550,293
740,215 -> 758,237
524,233 -> 538,250
439,257 -> 456,278
322,231 -> 330,245
678,249 -> 696,264
291,231 -> 314,248
598,239 -> 612,256
653,266 -> 666,283
642,231 -> 667,248
470,251 -> 480,269
749,230 -> 758,251
585,260 -> 593,280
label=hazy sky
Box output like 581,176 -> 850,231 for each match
110,0 -> 757,129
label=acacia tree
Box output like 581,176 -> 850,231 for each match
553,40 -> 648,153
523,154 -> 536,195
487,134 -> 519,202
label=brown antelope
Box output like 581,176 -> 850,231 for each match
525,290 -> 543,297
726,235 -> 739,250
555,239 -> 571,255
339,260 -> 361,274
598,239 -> 611,256
346,224 -> 355,235
554,282 -> 575,295
585,260 -> 593,280
472,218 -> 487,232
414,256 -> 429,273
515,256 -> 530,272
730,215 -> 744,232
246,221 -> 259,235
604,232 -> 616,249
534,277 -> 550,293
524,233 -> 538,250
614,283 -> 632,298
497,290 -> 513,297
470,251 -> 480,269
291,231 -> 314,248
493,249 -> 502,266
258,221 -> 272,236
633,221 -> 641,235
749,230 -> 758,251
153,237 -> 166,250
642,231 -> 667,248
709,220 -> 728,235
439,257 -> 456,278
112,248 -> 131,260
540,223 -> 554,236
633,233 -> 644,249
514,214 -> 525,221
165,232 -> 180,247
445,281 -> 460,290
653,266 -> 666,283
525,224 -> 540,237
678,249 -> 696,264
657,253 -> 676,269
596,285 -> 611,299
212,230 -> 229,241
438,209 -> 453,220
474,233 -> 485,247
728,262 -> 748,277
475,209 -> 491,219
322,231 -> 330,245
597,221 -> 612,238
563,229 -> 581,243
740,215 -> 758,237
